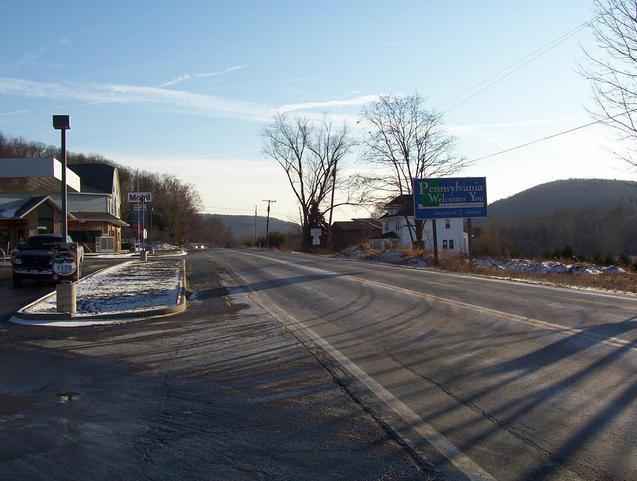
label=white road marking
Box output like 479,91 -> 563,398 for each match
226,266 -> 498,481
238,250 -> 637,353
270,249 -> 637,302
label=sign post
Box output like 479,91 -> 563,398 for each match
128,193 -> 152,251
413,177 -> 487,261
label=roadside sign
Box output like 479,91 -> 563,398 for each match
51,243 -> 78,277
128,192 -> 152,203
413,177 -> 487,219
310,228 -> 321,246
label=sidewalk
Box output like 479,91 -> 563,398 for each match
11,259 -> 186,326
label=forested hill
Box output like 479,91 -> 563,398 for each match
204,214 -> 299,240
480,179 -> 637,257
489,179 -> 637,221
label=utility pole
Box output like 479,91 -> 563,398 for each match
327,165 -> 337,249
254,204 -> 258,244
262,199 -> 276,247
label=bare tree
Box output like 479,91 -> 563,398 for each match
262,114 -> 353,250
358,93 -> 466,248
582,0 -> 637,166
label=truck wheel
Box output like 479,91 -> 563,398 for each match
13,273 -> 23,288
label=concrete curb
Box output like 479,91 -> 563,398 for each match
10,259 -> 187,326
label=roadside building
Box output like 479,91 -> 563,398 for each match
64,163 -> 126,252
372,194 -> 468,254
0,157 -> 80,251
331,218 -> 382,250
0,158 -> 127,252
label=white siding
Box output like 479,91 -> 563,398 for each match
380,215 -> 467,253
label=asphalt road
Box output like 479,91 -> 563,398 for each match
0,252 -> 424,481
209,248 -> 637,481
0,258 -> 119,322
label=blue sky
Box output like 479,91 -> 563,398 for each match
0,1 -> 632,222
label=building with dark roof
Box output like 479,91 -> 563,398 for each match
0,158 -> 127,252
331,218 -> 381,249
371,194 -> 468,254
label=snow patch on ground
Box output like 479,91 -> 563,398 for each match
337,248 -> 626,276
473,258 -> 626,275
27,260 -> 182,315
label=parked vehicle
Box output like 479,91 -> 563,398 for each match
10,235 -> 84,287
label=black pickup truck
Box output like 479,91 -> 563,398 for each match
10,235 -> 84,287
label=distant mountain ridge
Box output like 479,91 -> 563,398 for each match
481,178 -> 637,256
201,213 -> 299,240
488,179 -> 637,221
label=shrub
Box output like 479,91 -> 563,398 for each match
603,254 -> 616,266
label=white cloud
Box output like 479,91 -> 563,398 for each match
158,65 -> 247,88
0,76 -> 382,123
0,76 -> 271,121
383,41 -> 414,48
448,116 -> 585,135
0,109 -> 28,117
277,94 -> 383,113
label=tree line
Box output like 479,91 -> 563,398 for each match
0,131 -> 204,245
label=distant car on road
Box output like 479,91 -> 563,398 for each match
10,235 -> 84,287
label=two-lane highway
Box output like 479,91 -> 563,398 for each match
210,248 -> 637,481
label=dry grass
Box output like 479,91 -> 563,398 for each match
467,265 -> 637,294
437,255 -> 637,294
344,246 -> 637,294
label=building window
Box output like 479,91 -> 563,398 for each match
383,222 -> 388,232
445,219 -> 451,229
449,239 -> 454,250
442,239 -> 448,249
395,220 -> 400,231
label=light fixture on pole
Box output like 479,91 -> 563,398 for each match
53,115 -> 70,239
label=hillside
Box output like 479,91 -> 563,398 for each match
479,179 -> 637,257
201,213 -> 299,241
488,179 -> 637,221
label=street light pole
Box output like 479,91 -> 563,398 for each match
53,115 -> 70,239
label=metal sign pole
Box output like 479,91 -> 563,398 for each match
53,115 -> 71,239
61,128 -> 68,239
432,219 -> 439,265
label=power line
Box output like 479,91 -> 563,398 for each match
468,108 -> 637,163
438,16 -> 596,114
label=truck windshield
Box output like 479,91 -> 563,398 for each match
23,237 -> 65,249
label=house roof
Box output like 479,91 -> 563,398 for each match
332,218 -> 382,231
0,194 -> 75,219
68,163 -> 116,194
71,211 -> 129,227
379,194 -> 413,218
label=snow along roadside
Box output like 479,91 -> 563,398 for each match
10,259 -> 186,326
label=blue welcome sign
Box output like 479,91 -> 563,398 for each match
413,177 -> 487,219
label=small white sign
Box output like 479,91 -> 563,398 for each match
53,262 -> 76,276
310,228 -> 321,246
128,192 -> 152,203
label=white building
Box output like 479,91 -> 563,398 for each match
372,194 -> 468,254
